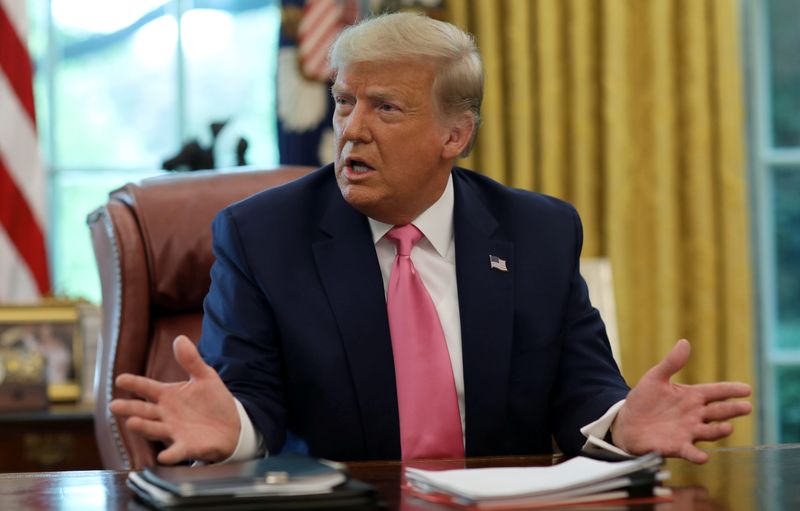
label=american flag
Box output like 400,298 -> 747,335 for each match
297,0 -> 350,82
489,255 -> 508,272
0,0 -> 51,302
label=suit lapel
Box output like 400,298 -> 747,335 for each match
312,192 -> 400,459
453,172 -> 515,455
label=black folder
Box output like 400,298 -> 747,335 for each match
127,454 -> 382,510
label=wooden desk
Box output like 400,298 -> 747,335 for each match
0,404 -> 102,472
0,444 -> 798,510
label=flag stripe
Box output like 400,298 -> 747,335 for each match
0,227 -> 39,301
298,0 -> 338,33
0,0 -> 50,302
0,70 -> 46,226
0,155 -> 50,294
298,0 -> 328,31
300,14 -> 338,60
0,5 -> 36,124
299,6 -> 340,57
303,28 -> 338,76
0,0 -> 26,39
297,0 -> 343,81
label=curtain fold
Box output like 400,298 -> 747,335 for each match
446,0 -> 754,447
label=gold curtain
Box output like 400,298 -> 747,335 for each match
447,0 -> 754,447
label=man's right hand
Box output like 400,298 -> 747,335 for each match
109,335 -> 241,464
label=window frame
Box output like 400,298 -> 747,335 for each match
745,0 -> 800,444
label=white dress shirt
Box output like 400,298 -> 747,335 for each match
368,175 -> 466,438
226,175 -> 625,461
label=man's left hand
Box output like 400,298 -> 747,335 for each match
611,339 -> 752,464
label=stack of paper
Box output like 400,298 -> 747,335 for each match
127,454 -> 378,510
405,452 -> 671,509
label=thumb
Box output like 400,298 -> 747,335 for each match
173,335 -> 212,380
650,338 -> 691,382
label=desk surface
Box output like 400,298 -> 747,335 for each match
0,444 -> 798,510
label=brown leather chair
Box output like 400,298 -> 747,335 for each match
87,166 -> 314,470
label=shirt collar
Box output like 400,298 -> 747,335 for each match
368,173 -> 454,258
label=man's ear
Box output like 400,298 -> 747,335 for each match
441,113 -> 474,160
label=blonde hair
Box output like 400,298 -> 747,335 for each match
329,12 -> 483,156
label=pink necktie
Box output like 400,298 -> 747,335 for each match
385,224 -> 464,460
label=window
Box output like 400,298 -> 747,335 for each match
747,0 -> 800,443
28,0 -> 280,302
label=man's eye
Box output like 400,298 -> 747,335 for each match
379,103 -> 398,112
335,97 -> 352,106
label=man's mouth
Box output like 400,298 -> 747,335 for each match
346,159 -> 374,174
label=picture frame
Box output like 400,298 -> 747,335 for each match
0,304 -> 82,402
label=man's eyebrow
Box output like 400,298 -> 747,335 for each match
329,85 -> 408,104
369,91 -> 398,102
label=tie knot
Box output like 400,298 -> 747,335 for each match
386,224 -> 423,256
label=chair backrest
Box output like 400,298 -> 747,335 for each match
87,166 -> 314,470
580,258 -> 621,368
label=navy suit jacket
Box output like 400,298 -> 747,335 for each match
198,165 -> 629,461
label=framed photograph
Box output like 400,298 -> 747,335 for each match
0,304 -> 82,402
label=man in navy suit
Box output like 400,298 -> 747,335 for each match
110,12 -> 751,465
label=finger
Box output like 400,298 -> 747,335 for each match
650,339 -> 691,381
115,373 -> 166,401
692,421 -> 734,442
125,416 -> 172,442
694,382 -> 752,402
157,442 -> 189,465
702,400 -> 752,422
173,335 -> 213,380
109,398 -> 161,420
678,443 -> 709,464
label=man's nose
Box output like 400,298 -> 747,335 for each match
340,104 -> 372,143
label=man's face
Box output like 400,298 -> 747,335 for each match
331,60 -> 461,225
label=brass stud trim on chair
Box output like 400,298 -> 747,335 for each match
99,207 -> 132,470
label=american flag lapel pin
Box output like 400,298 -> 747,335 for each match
489,255 -> 508,272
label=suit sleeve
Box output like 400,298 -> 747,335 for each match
550,206 -> 630,454
198,208 -> 287,455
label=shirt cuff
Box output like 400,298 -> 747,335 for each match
579,399 -> 631,458
219,398 -> 267,463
